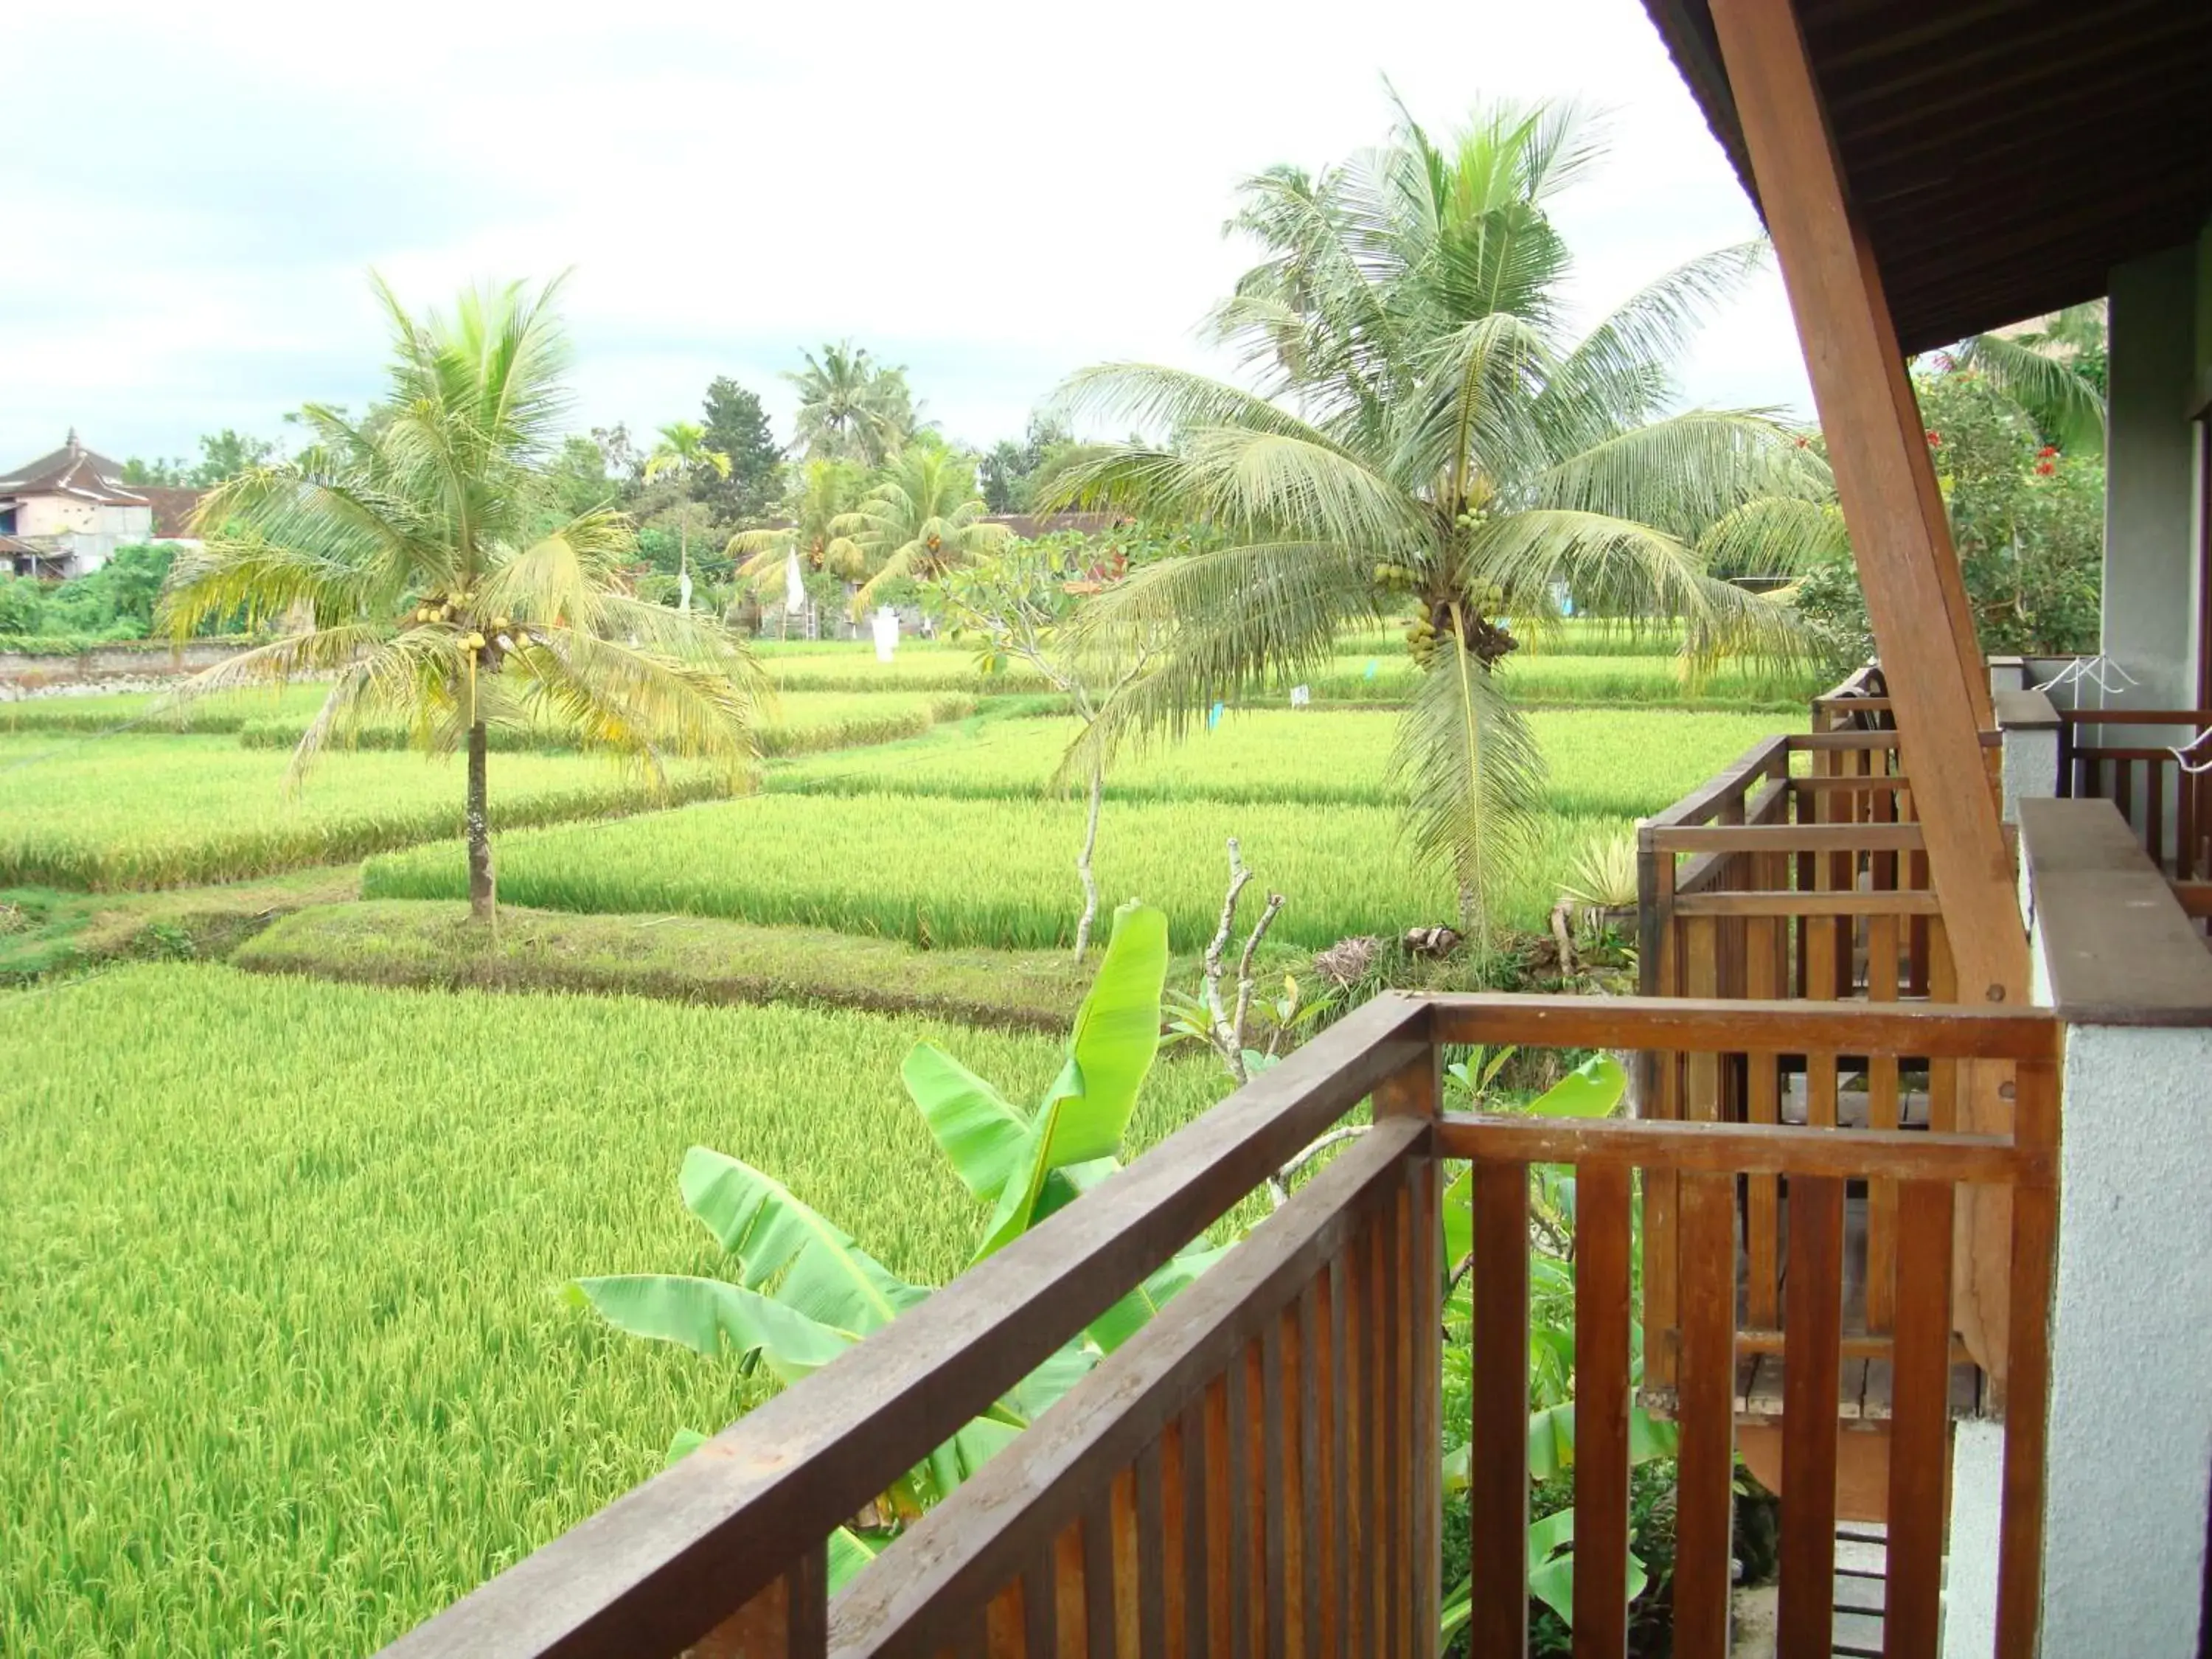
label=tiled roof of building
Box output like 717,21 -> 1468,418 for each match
140,485 -> 206,538
0,433 -> 150,507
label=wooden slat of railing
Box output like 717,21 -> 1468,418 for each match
1021,1543 -> 1057,1659
1203,1380 -> 1231,1657
1356,1218 -> 1380,1659
1778,1173 -> 1843,1655
1325,1259 -> 1351,1659
1297,1278 -> 1326,1659
1426,992 -> 2058,1060
1995,1057 -> 2059,1659
1673,1168 -> 1736,1654
1885,1180 -> 1955,1659
1466,1158 -> 1530,1656
828,1121 -> 1425,1659
1405,1156 -> 1441,1659
1179,1393 -> 1211,1659
691,1548 -> 827,1659
1378,1179 -> 1405,1659
1746,902 -> 1782,1331
1079,1486 -> 1116,1659
1226,1339 -> 1256,1658
1135,1432 -> 1170,1659
1571,1163 -> 1633,1658
1865,913 -> 1902,1335
1260,1310 -> 1292,1659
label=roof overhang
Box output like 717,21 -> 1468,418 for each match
1642,0 -> 2212,354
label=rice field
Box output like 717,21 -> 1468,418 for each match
0,682 -> 976,756
0,734 -> 738,891
362,790 -> 1632,946
765,706 -> 1797,817
0,964 -> 1231,1656
3,616 -> 1811,1653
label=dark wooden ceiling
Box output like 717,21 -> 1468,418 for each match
1642,0 -> 2212,353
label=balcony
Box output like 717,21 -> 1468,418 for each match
380,974 -> 2059,1659
378,660 -> 2212,1659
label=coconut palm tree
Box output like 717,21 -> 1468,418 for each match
643,420 -> 732,611
1943,302 -> 2107,455
1044,100 -> 1831,930
787,341 -> 920,468
726,459 -> 874,631
162,276 -> 766,922
835,442 -> 1015,614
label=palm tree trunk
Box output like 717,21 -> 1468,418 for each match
467,717 -> 495,922
1072,762 -> 1104,961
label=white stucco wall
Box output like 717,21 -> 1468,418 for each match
2037,1020 -> 2212,1655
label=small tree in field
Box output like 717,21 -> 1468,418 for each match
162,276 -> 767,921
932,536 -> 1168,959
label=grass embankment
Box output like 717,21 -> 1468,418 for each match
237,901 -> 1097,1031
0,869 -> 356,984
0,964 -> 1231,1655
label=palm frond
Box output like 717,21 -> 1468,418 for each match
1392,628 -> 1546,933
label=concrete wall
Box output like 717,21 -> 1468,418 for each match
2101,243 -> 2202,712
0,639 -> 246,689
1958,799 -> 2212,1659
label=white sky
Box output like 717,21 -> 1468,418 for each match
0,0 -> 1814,469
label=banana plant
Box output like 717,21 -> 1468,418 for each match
1436,1051 -> 1677,1636
574,900 -> 1210,1585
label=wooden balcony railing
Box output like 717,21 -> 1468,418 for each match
380,992 -> 2059,1659
2055,707 -> 2212,877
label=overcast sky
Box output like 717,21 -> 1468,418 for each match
1,0 -> 1814,470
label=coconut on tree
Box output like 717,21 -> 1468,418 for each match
1044,99 -> 1832,930
162,276 -> 767,922
836,442 -> 1015,616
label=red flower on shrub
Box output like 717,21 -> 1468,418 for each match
1925,429 -> 1943,447
2037,445 -> 2059,458
2037,459 -> 2057,476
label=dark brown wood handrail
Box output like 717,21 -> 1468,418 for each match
1650,822 -> 1925,852
2054,707 -> 2212,725
1425,992 -> 2057,1059
379,992 -> 1432,1659
1433,1113 -> 2043,1183
1644,734 -> 1791,829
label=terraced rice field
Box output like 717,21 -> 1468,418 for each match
765,706 -> 1796,816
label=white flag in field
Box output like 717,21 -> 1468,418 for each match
872,607 -> 900,662
785,552 -> 806,613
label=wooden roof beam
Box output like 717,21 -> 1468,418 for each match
1706,0 -> 2030,1377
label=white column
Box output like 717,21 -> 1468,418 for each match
1993,689 -> 2061,824
1998,799 -> 2212,1657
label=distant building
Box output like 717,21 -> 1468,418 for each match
0,432 -> 201,579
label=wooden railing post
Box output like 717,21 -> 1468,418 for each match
1374,1041 -> 1441,1659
